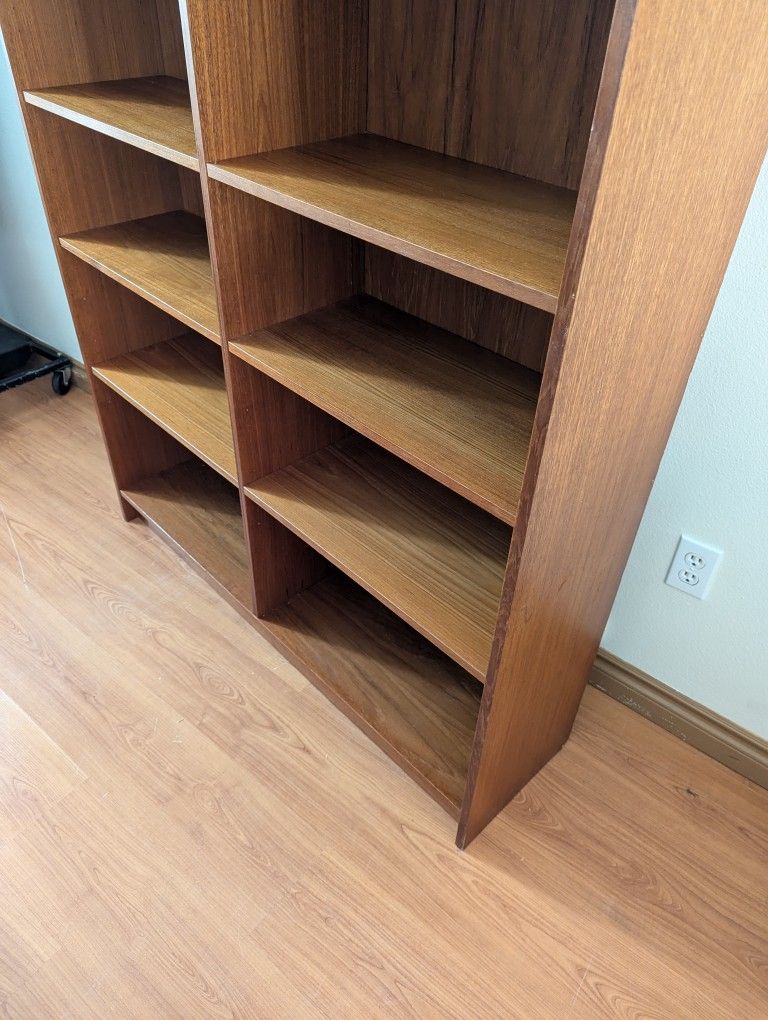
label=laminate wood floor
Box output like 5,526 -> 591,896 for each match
1,383 -> 766,1019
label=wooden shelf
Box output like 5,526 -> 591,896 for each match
245,435 -> 509,681
92,333 -> 237,484
208,134 -> 576,313
122,459 -> 250,610
262,571 -> 481,816
230,296 -> 539,525
25,76 -> 199,171
3,0 -> 756,855
60,212 -> 220,343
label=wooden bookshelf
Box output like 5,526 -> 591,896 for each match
92,333 -> 236,484
122,459 -> 249,611
5,0 -> 764,847
25,76 -> 198,170
60,212 -> 220,343
230,296 -> 539,524
262,571 -> 482,816
245,435 -> 509,680
209,134 -> 576,313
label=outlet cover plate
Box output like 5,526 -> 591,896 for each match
665,534 -> 722,600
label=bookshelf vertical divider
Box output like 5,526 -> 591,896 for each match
2,0 -> 766,846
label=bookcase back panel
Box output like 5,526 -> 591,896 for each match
184,0 -> 367,164
228,361 -> 346,615
59,260 -> 192,366
187,0 -> 613,191
18,118 -> 209,367
21,113 -> 185,236
1,0 -> 184,90
205,183 -> 361,339
178,167 -> 206,218
364,249 -> 553,371
91,378 -> 193,492
156,0 -> 188,79
367,0 -> 617,189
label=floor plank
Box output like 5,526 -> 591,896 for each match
0,691 -> 86,841
0,381 -> 766,1019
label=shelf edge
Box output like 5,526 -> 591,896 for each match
60,234 -> 221,346
208,161 -> 561,314
229,337 -> 520,527
243,478 -> 493,684
94,362 -> 237,485
24,89 -> 200,172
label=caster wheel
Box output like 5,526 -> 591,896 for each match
52,367 -> 72,396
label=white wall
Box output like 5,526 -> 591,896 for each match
0,23 -> 765,740
0,31 -> 80,360
603,156 -> 768,740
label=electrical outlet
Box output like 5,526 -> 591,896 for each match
665,535 -> 722,599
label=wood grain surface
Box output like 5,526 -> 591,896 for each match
225,356 -> 347,618
155,0 -> 187,80
0,383 -> 766,1019
245,435 -> 510,680
231,296 -> 539,524
121,458 -> 250,610
0,0 -> 177,90
9,109 -> 190,240
459,0 -> 768,845
60,211 -> 221,343
0,688 -> 87,843
90,377 -> 192,520
592,651 -> 768,790
203,179 -> 360,340
208,134 -> 577,311
5,0 -> 766,858
368,0 -> 616,189
182,0 -> 366,164
262,572 -> 482,816
25,76 -> 199,170
93,332 -> 236,484
186,0 -> 612,188
365,249 -> 554,372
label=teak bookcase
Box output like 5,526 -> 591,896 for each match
3,0 -> 766,846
